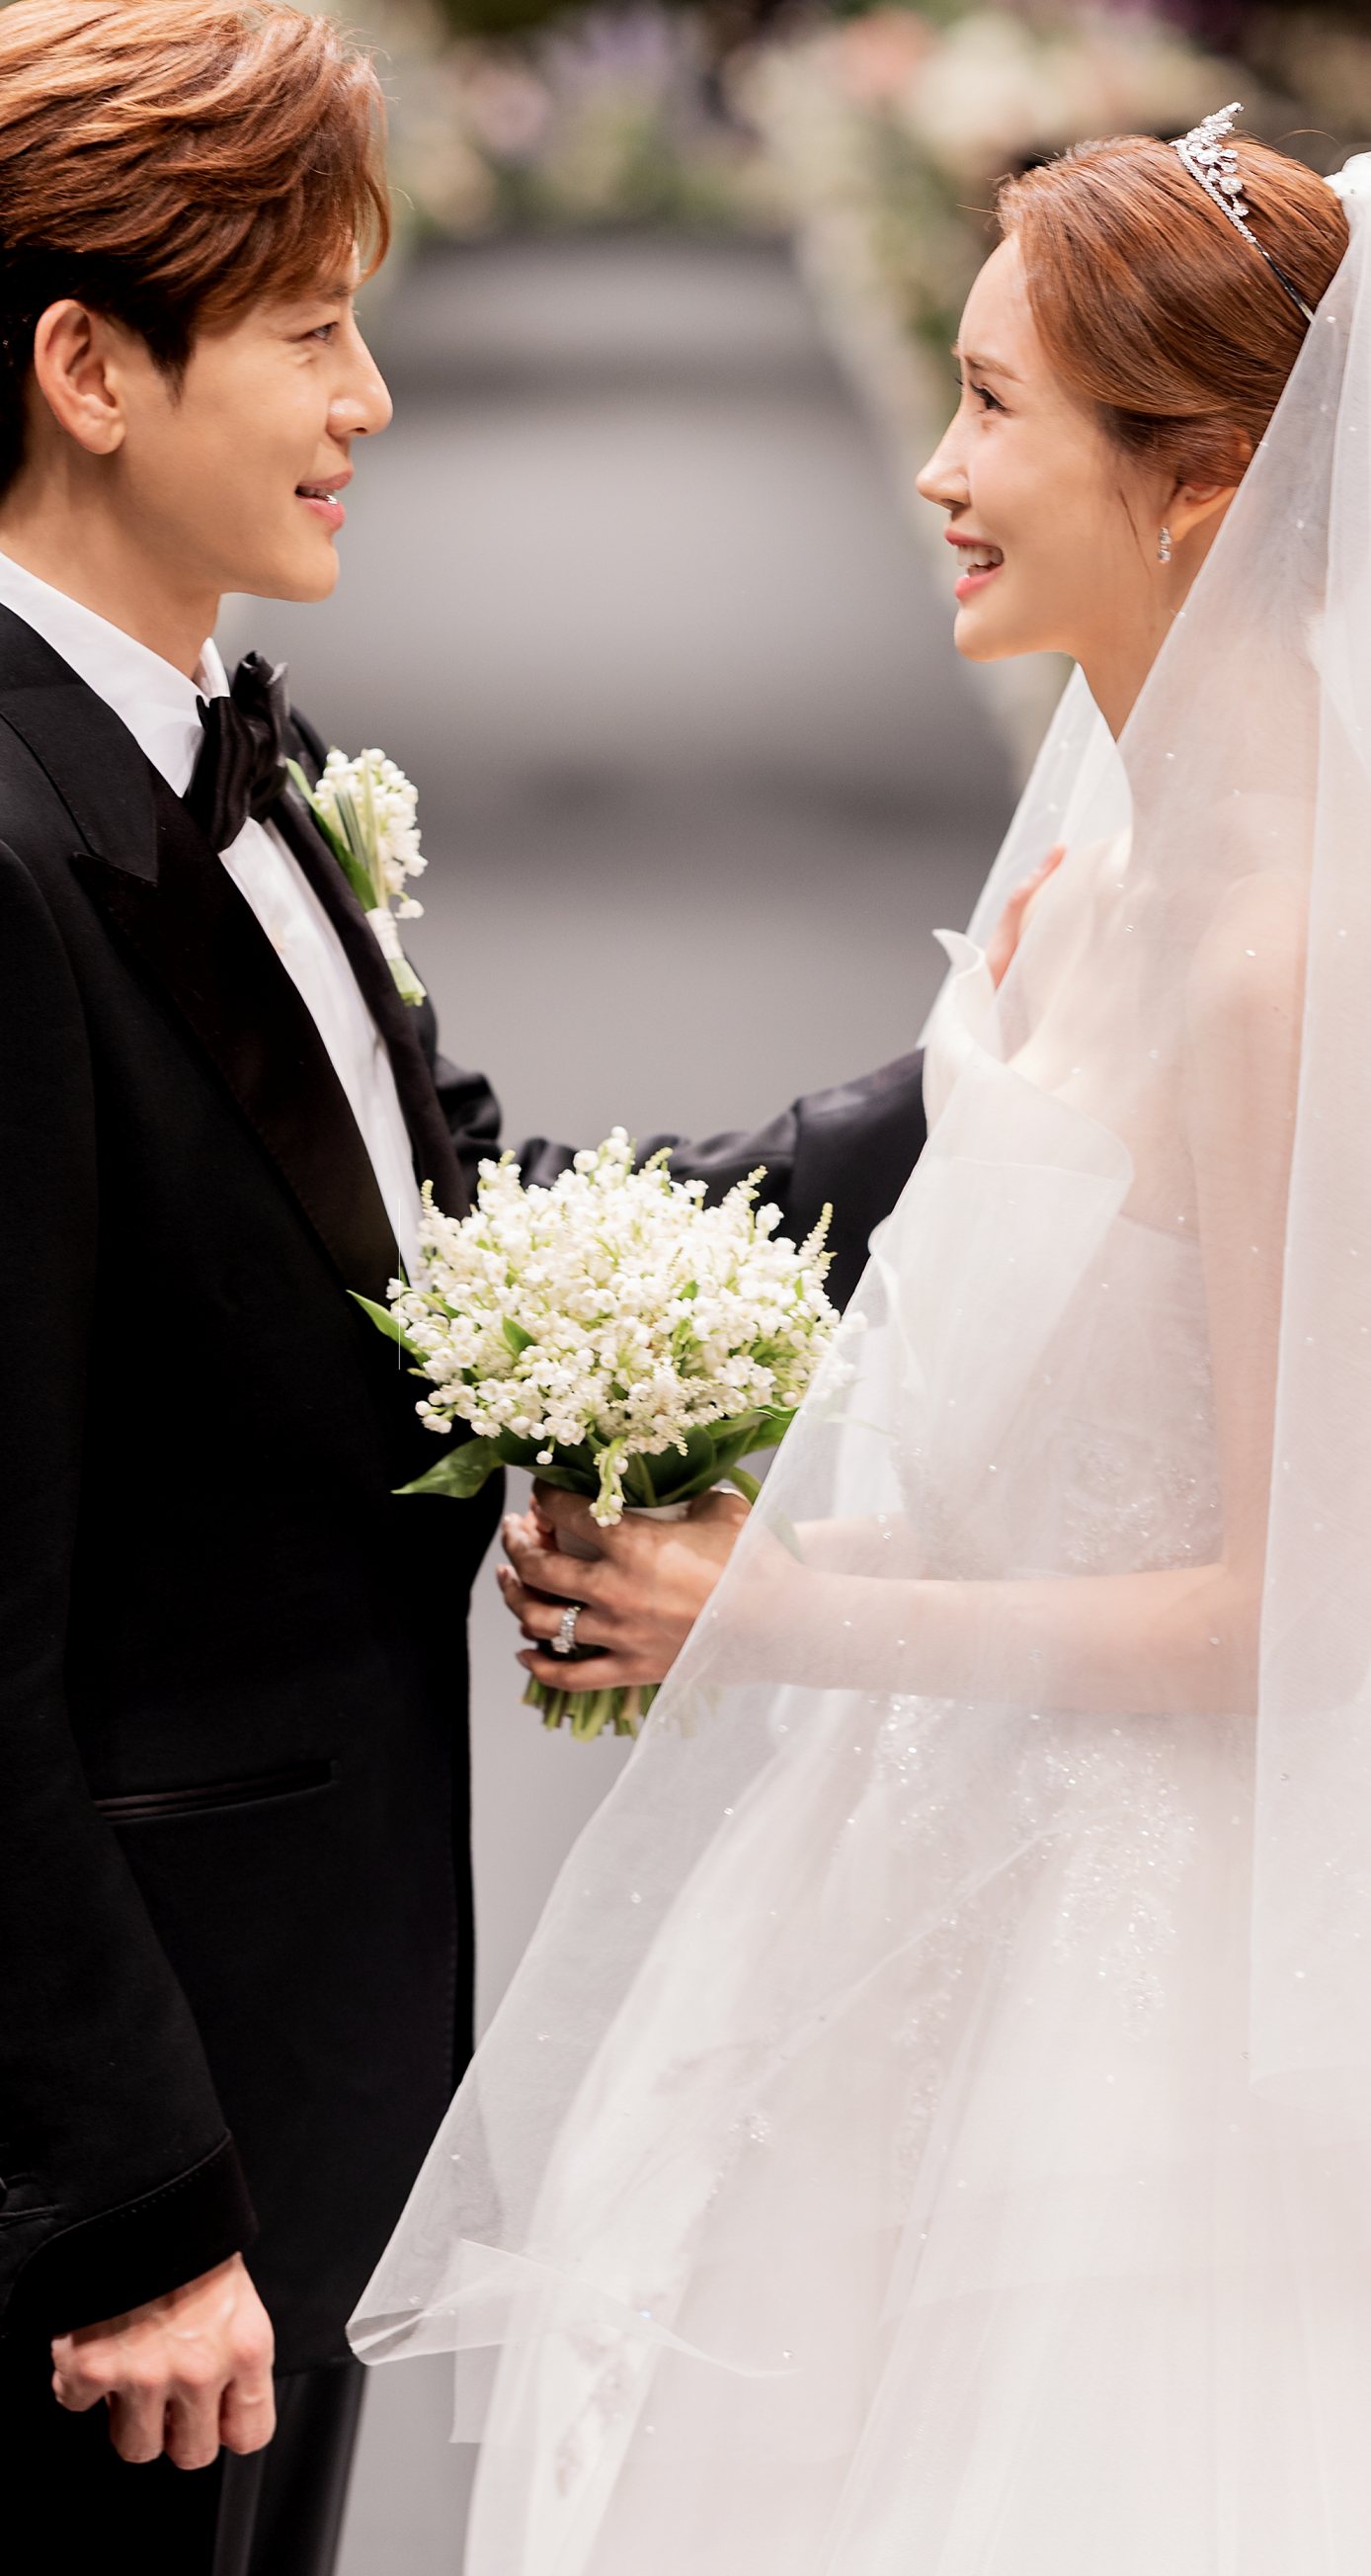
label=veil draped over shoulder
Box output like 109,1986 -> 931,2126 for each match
353,160 -> 1371,2574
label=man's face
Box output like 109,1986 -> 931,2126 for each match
104,269 -> 392,606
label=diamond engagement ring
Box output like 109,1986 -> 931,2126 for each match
552,1603 -> 582,1658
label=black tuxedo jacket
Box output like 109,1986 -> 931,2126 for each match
0,602 -> 927,2369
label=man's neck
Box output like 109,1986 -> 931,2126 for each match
0,504 -> 218,680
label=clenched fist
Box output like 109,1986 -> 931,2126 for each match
51,2251 -> 275,2469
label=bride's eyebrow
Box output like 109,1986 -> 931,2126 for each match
952,344 -> 1022,381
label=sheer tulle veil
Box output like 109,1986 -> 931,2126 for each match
353,152 -> 1371,2572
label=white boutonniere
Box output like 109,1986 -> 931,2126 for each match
287,746 -> 428,1007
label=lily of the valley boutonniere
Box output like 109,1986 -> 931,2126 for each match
287,747 -> 428,1007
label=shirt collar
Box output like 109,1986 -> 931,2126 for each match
0,548 -> 226,798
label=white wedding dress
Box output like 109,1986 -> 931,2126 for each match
466,1174 -> 1269,2576
354,155 -> 1371,2573
460,1049 -> 1371,2576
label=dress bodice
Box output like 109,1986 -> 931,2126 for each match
913,925 -> 1221,1583
1029,1214 -> 1220,1577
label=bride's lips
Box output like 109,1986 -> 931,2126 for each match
946,527 -> 1005,603
295,471 -> 351,533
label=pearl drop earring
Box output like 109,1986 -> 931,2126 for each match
1158,525 -> 1173,565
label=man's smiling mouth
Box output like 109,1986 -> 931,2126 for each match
295,478 -> 349,529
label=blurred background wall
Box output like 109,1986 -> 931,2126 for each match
213,0 -> 1370,2559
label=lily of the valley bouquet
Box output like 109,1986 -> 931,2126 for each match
361,1130 -> 838,1739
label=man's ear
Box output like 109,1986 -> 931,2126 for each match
30,300 -> 130,457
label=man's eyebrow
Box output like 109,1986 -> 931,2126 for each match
951,344 -> 1021,381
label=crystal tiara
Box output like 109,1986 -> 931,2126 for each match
1172,103 -> 1316,327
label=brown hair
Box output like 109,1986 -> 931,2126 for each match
998,133 -> 1349,484
0,0 -> 390,494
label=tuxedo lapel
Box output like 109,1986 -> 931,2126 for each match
272,784 -> 469,1217
0,602 -> 470,1282
0,608 -> 400,1301
0,602 -> 159,876
77,776 -> 402,1302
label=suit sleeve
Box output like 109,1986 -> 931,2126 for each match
633,1052 -> 927,1311
0,844 -> 254,2343
423,1031 -> 927,1313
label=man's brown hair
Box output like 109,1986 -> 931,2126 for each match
0,0 -> 390,494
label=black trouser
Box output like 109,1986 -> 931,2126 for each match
0,2330 -> 365,2576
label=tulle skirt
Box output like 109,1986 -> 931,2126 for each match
463,1697 -> 1371,2574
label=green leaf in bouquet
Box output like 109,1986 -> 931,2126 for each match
636,1424 -> 719,1502
680,1419 -> 772,1497
397,1436 -> 504,1499
351,1292 -> 425,1359
490,1434 -> 602,1499
622,1449 -> 660,1509
485,1432 -> 544,1475
744,1407 -> 798,1456
502,1318 -> 535,1357
647,1409 -> 797,1508
528,1459 -> 603,1499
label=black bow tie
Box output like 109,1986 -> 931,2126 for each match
186,650 -> 291,854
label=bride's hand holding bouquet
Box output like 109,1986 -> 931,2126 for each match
501,1480 -> 752,1704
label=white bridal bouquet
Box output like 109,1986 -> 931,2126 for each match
361,1130 -> 838,1738
288,745 -> 428,1005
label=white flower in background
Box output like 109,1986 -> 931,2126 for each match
898,10 -> 1217,181
899,13 -> 1058,176
288,745 -> 428,1006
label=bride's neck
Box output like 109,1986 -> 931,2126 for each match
1081,506 -> 1237,738
1079,597 -> 1173,740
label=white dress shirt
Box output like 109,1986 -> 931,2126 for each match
0,550 -> 423,1272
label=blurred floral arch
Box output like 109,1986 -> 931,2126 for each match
354,0 -> 1371,764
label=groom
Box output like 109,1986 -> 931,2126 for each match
0,6 -> 930,2570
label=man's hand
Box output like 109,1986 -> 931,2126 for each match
499,1484 -> 750,1692
51,2252 -> 275,2469
986,843 -> 1065,989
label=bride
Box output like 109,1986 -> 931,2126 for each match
355,117 -> 1371,2572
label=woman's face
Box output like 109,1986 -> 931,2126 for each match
918,235 -> 1172,693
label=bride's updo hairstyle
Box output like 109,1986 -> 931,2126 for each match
998,134 -> 1350,485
